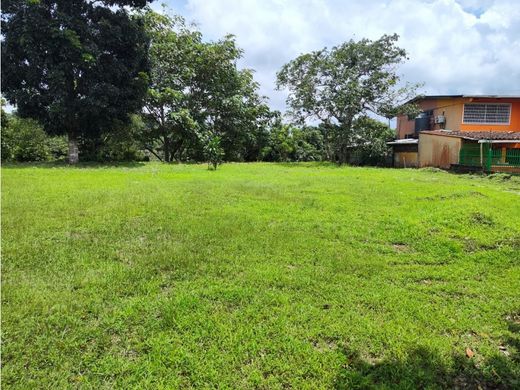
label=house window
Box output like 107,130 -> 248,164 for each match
463,103 -> 511,124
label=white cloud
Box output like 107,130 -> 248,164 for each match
162,0 -> 520,112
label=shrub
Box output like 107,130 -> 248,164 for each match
79,116 -> 146,162
261,124 -> 324,162
204,134 -> 224,170
349,116 -> 394,166
46,136 -> 69,161
1,114 -> 15,162
2,117 -> 51,162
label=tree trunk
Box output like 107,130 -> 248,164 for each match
335,136 -> 348,164
163,134 -> 171,162
337,147 -> 347,165
68,131 -> 79,164
165,143 -> 171,162
337,118 -> 353,165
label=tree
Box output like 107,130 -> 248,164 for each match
260,120 -> 324,162
191,47 -> 272,162
350,116 -> 395,166
79,114 -> 147,161
276,34 -> 420,164
203,133 -> 224,170
140,8 -> 272,163
139,10 -> 200,162
1,0 -> 151,164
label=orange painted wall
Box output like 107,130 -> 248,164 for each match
459,98 -> 520,132
396,99 -> 438,138
396,97 -> 520,139
434,98 -> 463,131
396,115 -> 413,138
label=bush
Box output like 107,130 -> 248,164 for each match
2,113 -> 146,163
79,115 -> 146,162
46,136 -> 69,161
80,135 -> 145,162
261,124 -> 324,162
2,115 -> 69,162
349,116 -> 394,166
1,114 -> 14,162
2,117 -> 51,162
293,127 -> 324,161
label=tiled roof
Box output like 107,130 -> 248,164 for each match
407,95 -> 520,104
421,130 -> 520,141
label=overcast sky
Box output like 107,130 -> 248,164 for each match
155,0 -> 520,113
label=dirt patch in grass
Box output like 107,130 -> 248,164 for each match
460,236 -> 519,253
311,337 -> 338,353
392,243 -> 410,253
470,211 -> 495,226
416,278 -> 447,286
418,191 -> 486,201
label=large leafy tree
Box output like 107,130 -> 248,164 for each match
139,10 -> 200,162
1,0 -> 151,163
141,9 -> 272,162
189,38 -> 273,162
277,34 -> 419,164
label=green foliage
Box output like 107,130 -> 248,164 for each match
45,136 -> 69,161
140,8 -> 273,163
1,99 -> 9,129
1,0 -> 152,163
277,34 -> 420,163
2,163 -> 519,388
261,125 -> 294,162
1,110 -> 145,164
386,101 -> 422,120
139,10 -> 201,162
1,101 -> 12,161
79,115 -> 146,162
349,116 -> 395,166
261,123 -> 324,162
1,116 -> 50,161
203,134 -> 225,170
2,115 -> 69,162
1,118 -> 15,162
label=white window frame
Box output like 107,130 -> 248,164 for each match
462,103 -> 511,125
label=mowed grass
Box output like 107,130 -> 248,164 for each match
2,162 -> 520,389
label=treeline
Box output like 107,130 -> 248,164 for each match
1,106 -> 394,166
2,1 -> 417,167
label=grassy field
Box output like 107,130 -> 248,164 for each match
2,162 -> 520,389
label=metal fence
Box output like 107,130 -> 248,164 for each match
459,144 -> 482,167
459,143 -> 520,172
495,148 -> 520,166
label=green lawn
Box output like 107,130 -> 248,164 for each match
2,163 -> 519,389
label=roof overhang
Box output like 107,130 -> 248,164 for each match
387,139 -> 419,145
477,140 -> 520,144
419,130 -> 469,139
405,94 -> 520,105
420,130 -> 520,142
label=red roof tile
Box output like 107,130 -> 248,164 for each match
420,130 -> 520,141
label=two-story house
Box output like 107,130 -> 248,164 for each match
389,95 -> 520,172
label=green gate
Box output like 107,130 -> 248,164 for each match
459,143 -> 520,172
459,143 -> 483,167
